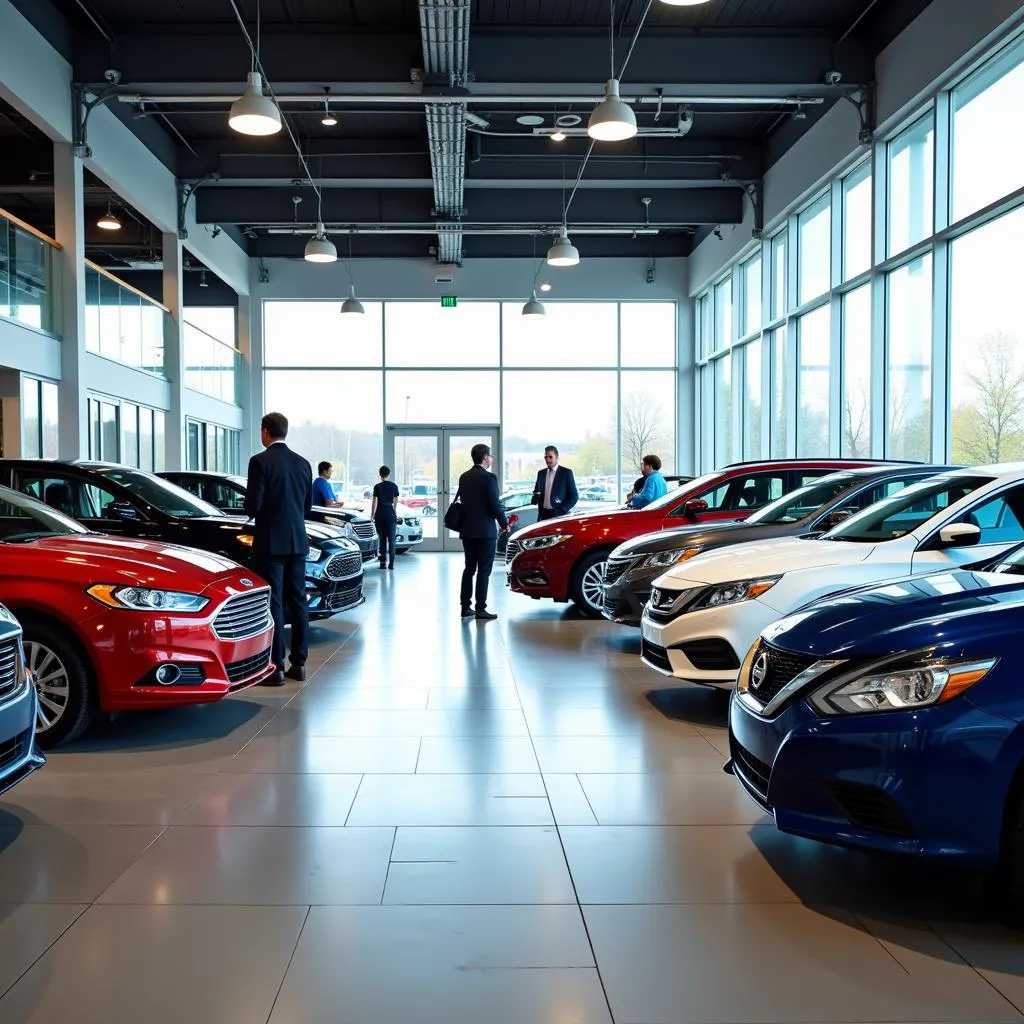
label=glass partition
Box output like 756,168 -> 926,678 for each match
0,209 -> 60,334
84,261 -> 167,375
184,321 -> 241,404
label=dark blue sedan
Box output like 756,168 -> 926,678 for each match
0,605 -> 44,795
727,542 -> 1024,884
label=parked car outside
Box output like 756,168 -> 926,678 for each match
160,470 -> 380,562
506,459 -> 887,618
603,464 -> 951,625
0,461 -> 364,620
728,541 -> 1024,898
640,464 -> 1024,688
0,601 -> 45,789
344,498 -> 424,553
0,486 -> 276,746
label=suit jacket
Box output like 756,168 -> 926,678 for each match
531,465 -> 579,515
456,465 -> 508,541
244,442 -> 313,556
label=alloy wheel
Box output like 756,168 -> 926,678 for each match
25,641 -> 70,733
580,561 -> 608,613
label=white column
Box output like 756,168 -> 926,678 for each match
236,291 -> 256,456
162,232 -> 185,469
245,286 -> 264,449
52,142 -> 87,458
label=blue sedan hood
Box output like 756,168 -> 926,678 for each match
763,569 -> 1024,660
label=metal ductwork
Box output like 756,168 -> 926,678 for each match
419,0 -> 470,265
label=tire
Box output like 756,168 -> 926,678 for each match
570,550 -> 611,619
22,623 -> 96,747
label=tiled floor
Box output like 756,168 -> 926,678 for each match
0,554 -> 1022,1023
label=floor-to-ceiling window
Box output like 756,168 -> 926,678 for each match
263,300 -> 678,502
693,32 -> 1024,472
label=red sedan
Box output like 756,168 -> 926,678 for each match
506,460 -> 886,617
0,487 -> 275,746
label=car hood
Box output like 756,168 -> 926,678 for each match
762,568 -> 1024,660
514,506 -> 640,539
11,533 -> 245,584
655,536 -> 876,588
613,520 -> 794,557
312,505 -> 372,525
220,515 -> 347,542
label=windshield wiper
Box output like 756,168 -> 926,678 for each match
2,531 -> 65,543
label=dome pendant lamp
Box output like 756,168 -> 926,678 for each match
521,290 -> 546,318
229,72 -> 282,136
96,203 -> 121,231
588,79 -> 637,141
340,284 -> 365,317
546,229 -> 580,267
304,222 -> 337,263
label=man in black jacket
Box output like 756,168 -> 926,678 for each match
531,445 -> 579,521
245,411 -> 313,684
456,443 -> 508,621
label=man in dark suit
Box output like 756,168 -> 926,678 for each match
531,445 -> 579,521
245,411 -> 313,685
456,442 -> 508,621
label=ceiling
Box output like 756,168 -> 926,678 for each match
4,0 -> 936,264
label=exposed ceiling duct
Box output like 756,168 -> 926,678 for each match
419,0 -> 470,265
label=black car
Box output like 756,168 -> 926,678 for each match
602,464 -> 952,626
0,461 -> 364,619
160,470 -> 380,563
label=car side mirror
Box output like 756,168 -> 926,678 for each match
937,522 -> 981,548
105,500 -> 139,522
683,498 -> 709,517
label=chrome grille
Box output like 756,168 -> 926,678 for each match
325,584 -> 363,610
212,590 -> 272,641
324,552 -> 363,581
505,539 -> 522,565
351,521 -> 375,540
603,557 -> 635,586
746,641 -> 819,706
226,646 -> 272,684
0,640 -> 21,700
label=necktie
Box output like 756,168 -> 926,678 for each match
544,468 -> 555,509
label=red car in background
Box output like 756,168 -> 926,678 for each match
0,487 -> 275,746
506,460 -> 887,617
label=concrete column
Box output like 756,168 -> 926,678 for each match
52,142 -> 87,458
245,284 -> 264,451
162,232 -> 185,469
236,290 -> 256,457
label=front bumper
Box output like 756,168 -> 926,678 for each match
602,565 -> 660,625
0,682 -> 45,796
305,550 -> 366,618
639,597 -> 774,687
728,690 -> 1016,868
506,549 -> 571,601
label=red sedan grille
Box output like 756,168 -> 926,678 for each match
213,590 -> 272,641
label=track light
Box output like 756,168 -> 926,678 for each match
340,284 -> 365,317
521,291 -> 546,319
321,88 -> 337,126
304,223 -> 337,263
550,130 -> 567,142
547,230 -> 580,267
199,269 -> 209,288
588,79 -> 637,141
229,72 -> 282,136
96,203 -> 121,231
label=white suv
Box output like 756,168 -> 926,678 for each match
640,465 -> 1024,688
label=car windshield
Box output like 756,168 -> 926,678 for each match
823,475 -> 993,542
0,486 -> 88,541
642,471 -> 723,512
746,474 -> 856,524
98,469 -> 222,519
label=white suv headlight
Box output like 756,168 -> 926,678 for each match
808,658 -> 997,715
520,534 -> 573,550
691,576 -> 780,611
643,547 -> 702,568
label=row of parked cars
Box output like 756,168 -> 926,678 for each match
507,458 -> 1024,897
0,458 -> 416,795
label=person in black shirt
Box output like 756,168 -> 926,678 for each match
370,465 -> 400,569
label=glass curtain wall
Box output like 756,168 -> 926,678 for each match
693,35 -> 1024,471
264,301 -> 678,501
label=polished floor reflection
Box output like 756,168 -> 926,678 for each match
0,555 -> 1022,1022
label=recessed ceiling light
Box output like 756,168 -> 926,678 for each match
516,114 -> 545,127
539,283 -> 552,292
555,114 -> 582,128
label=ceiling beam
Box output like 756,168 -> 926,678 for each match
194,185 -> 743,226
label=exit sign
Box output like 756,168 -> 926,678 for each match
440,295 -> 458,308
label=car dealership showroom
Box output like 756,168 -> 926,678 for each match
2,0 -> 1024,1020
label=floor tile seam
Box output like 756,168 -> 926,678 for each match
342,773 -> 366,826
377,827 -> 400,906
0,904 -> 89,1004
90,823 -> 170,906
263,903 -> 312,1024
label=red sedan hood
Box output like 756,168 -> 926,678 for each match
517,507 -> 643,538
12,534 -> 246,589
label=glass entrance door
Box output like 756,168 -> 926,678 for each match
385,425 -> 500,553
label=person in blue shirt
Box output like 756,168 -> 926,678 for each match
311,461 -> 342,507
629,454 -> 668,509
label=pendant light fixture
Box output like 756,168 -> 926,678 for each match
339,237 -> 365,316
304,222 -> 337,263
521,290 -> 546,319
546,229 -> 580,267
228,2 -> 281,136
321,87 -> 337,127
96,203 -> 121,231
588,0 -> 637,142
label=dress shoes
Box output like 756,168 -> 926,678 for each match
475,610 -> 498,621
285,664 -> 307,682
262,668 -> 287,686
461,607 -> 475,619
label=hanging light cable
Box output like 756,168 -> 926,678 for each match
228,1 -> 281,135
588,0 -> 637,141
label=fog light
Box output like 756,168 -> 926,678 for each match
154,664 -> 181,686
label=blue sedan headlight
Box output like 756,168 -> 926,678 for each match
808,658 -> 997,715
